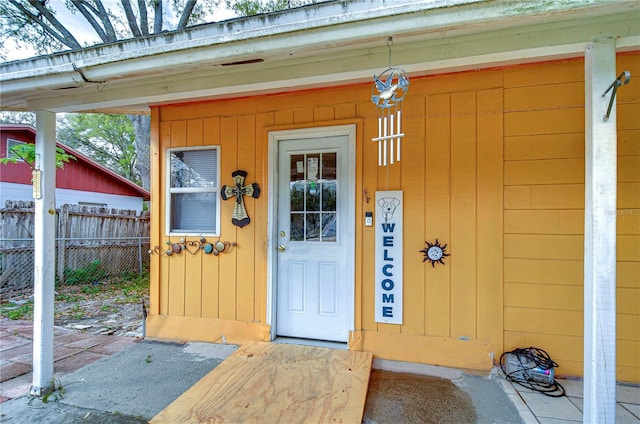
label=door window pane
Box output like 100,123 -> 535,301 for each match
289,151 -> 338,243
290,181 -> 305,211
322,152 -> 337,180
306,154 -> 320,181
306,213 -> 320,241
290,154 -> 305,182
322,181 -> 336,211
321,213 -> 337,241
306,182 -> 320,211
290,213 -> 304,241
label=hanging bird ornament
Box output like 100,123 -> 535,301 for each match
372,70 -> 409,109
371,37 -> 409,167
221,170 -> 260,227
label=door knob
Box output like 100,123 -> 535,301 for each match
278,245 -> 286,252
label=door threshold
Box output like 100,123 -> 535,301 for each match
274,337 -> 348,350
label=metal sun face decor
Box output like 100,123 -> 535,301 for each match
371,39 -> 409,167
421,239 -> 449,267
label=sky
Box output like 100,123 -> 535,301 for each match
4,0 -> 238,62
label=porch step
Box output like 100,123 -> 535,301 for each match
150,341 -> 373,424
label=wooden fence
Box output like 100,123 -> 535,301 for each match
0,200 -> 150,239
0,201 -> 150,298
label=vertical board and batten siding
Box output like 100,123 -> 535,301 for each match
357,72 -> 505,369
150,72 -> 504,370
503,54 -> 640,382
149,53 -> 639,380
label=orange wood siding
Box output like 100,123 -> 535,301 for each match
152,71 -> 505,370
150,53 -> 639,381
503,54 -> 640,382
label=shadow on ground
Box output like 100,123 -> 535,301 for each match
363,370 -> 477,424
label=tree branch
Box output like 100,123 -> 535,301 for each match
13,0 -> 82,49
153,0 -> 163,33
138,0 -> 149,35
70,0 -> 110,43
92,0 -> 118,42
120,0 -> 141,37
177,0 -> 197,29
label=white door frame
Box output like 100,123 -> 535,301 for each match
266,124 -> 356,341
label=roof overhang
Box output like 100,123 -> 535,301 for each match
1,0 -> 639,114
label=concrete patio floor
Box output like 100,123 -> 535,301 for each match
1,318 -> 638,423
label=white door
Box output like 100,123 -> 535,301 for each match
276,135 -> 353,342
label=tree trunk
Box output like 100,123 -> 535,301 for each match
128,114 -> 151,190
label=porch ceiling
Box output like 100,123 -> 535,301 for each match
1,0 -> 638,114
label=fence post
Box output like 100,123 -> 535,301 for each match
56,205 -> 68,284
138,236 -> 143,275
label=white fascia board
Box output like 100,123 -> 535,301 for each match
1,0 -> 635,83
24,13 -> 640,113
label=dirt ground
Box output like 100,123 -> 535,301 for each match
1,278 -> 148,337
54,285 -> 148,336
363,370 -> 477,424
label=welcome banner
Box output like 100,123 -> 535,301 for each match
374,190 -> 403,324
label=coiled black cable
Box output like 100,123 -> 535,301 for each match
500,347 -> 566,397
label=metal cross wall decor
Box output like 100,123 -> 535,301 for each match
221,170 -> 260,227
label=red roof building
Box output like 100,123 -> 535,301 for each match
0,124 -> 149,211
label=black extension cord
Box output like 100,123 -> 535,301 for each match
500,347 -> 566,397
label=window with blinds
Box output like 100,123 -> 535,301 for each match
167,146 -> 220,235
6,139 -> 26,161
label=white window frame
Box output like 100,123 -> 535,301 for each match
6,139 -> 26,161
166,145 -> 221,236
78,202 -> 108,209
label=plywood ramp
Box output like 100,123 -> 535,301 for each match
151,341 -> 373,424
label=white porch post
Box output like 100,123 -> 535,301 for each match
583,39 -> 617,423
30,110 -> 57,396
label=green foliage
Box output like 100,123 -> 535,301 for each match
80,285 -> 101,296
63,260 -> 108,285
0,1 -> 69,60
226,0 -> 322,16
0,111 -> 35,125
41,378 -> 65,403
112,272 -> 149,302
55,293 -> 82,303
68,304 -> 86,320
0,143 -> 75,169
0,300 -> 33,320
227,0 -> 288,15
57,114 -> 141,185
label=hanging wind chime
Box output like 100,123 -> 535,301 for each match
371,37 -> 409,166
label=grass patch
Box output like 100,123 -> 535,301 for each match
0,300 -> 34,320
80,285 -> 101,295
55,293 -> 82,302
